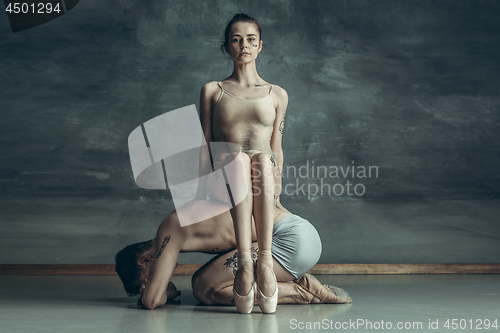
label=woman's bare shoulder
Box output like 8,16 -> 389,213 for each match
270,84 -> 288,103
200,81 -> 221,97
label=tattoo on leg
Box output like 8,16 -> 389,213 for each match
224,247 -> 259,276
224,252 -> 238,276
155,235 -> 171,259
251,246 -> 258,261
270,155 -> 277,168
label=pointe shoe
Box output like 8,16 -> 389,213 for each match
256,270 -> 278,314
233,282 -> 255,314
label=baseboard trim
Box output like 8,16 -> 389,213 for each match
307,264 -> 500,275
1,263 -> 499,276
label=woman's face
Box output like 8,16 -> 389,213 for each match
226,22 -> 262,64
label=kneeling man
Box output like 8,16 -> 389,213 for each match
115,201 -> 352,310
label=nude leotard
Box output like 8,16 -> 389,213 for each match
207,82 -> 281,205
212,82 -> 276,162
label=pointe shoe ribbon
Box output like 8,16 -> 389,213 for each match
256,271 -> 278,314
234,282 -> 255,314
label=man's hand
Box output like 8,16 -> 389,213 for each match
138,279 -> 178,309
166,281 -> 181,300
139,278 -> 147,295
139,279 -> 179,300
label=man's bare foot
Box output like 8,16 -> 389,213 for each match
294,273 -> 352,304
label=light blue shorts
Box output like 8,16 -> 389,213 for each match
271,214 -> 322,278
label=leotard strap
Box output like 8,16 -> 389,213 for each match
215,81 -> 224,105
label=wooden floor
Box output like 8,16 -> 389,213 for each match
2,274 -> 500,333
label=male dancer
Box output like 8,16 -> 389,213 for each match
115,200 -> 352,310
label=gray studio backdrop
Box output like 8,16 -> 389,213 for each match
1,0 -> 499,265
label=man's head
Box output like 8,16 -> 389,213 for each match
115,240 -> 153,296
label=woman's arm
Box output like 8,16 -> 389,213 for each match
270,85 -> 289,207
194,82 -> 218,200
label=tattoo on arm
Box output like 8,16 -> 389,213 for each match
279,119 -> 285,134
155,235 -> 171,259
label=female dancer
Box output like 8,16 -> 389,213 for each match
197,14 -> 288,314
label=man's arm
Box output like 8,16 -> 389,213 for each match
140,219 -> 187,310
270,85 -> 289,207
139,281 -> 180,308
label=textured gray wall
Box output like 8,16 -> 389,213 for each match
1,0 -> 499,264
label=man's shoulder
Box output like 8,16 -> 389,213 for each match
155,213 -> 185,241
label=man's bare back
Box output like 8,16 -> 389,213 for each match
165,203 -> 291,254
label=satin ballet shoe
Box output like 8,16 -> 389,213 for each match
233,282 -> 255,314
256,270 -> 278,314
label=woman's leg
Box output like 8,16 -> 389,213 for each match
250,152 -> 277,297
192,244 -> 306,306
191,246 -> 353,305
224,152 -> 254,297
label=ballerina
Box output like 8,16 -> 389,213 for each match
197,13 -> 288,313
